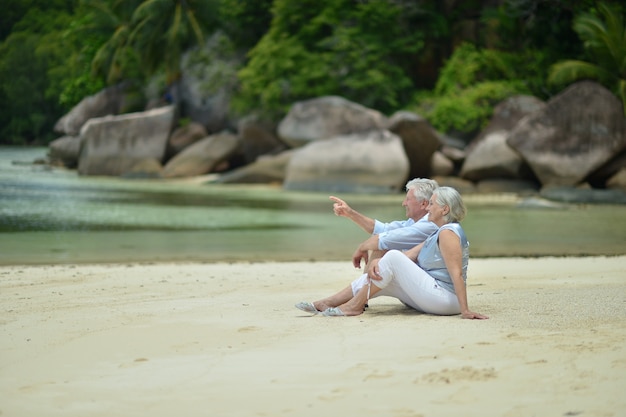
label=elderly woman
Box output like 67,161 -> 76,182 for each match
318,186 -> 488,319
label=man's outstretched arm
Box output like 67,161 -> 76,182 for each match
329,195 -> 375,234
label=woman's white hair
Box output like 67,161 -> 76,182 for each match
433,186 -> 466,223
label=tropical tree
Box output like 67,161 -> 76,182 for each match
130,0 -> 219,85
79,0 -> 143,85
548,2 -> 626,113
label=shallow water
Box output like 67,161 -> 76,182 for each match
1,147 -> 625,265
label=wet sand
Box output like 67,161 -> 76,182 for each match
1,256 -> 625,416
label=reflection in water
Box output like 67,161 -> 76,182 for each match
1,147 -> 625,265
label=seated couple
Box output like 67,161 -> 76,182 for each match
296,178 -> 488,320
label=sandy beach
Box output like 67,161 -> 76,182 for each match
1,256 -> 625,417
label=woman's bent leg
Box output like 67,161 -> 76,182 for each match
374,250 -> 461,315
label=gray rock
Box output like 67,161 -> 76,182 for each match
460,95 -> 543,182
507,81 -> 626,187
284,130 -> 408,193
473,95 -> 545,144
162,132 -> 239,178
48,136 -> 81,168
439,145 -> 466,165
237,115 -> 287,164
54,84 -> 128,136
166,122 -> 208,159
121,158 -> 163,179
387,110 -> 441,180
78,105 -> 175,176
460,131 -> 532,181
586,149 -> 626,187
431,176 -> 477,194
213,150 -> 294,184
430,151 -> 455,177
606,168 -> 626,191
277,96 -> 387,148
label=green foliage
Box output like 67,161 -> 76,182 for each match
0,4 -> 89,145
420,81 -> 528,135
434,43 -> 516,95
233,0 -> 427,118
484,1 -> 582,57
4,0 -> 625,145
45,9 -> 107,108
218,0 -> 273,50
233,35 -> 326,118
548,1 -> 626,113
414,43 -> 534,136
0,32 -> 55,144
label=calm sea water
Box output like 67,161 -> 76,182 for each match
1,146 -> 625,265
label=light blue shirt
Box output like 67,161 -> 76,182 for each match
373,215 -> 438,250
417,223 -> 469,293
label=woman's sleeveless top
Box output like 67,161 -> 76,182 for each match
417,223 -> 469,293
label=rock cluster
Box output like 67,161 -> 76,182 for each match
48,81 -> 626,203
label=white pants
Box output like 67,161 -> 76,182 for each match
351,250 -> 461,315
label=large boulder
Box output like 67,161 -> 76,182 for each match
77,105 -> 175,176
439,144 -> 466,173
162,132 -> 239,178
54,84 -> 128,136
387,111 -> 441,180
165,122 -> 208,159
237,115 -> 288,164
48,136 -> 81,168
277,96 -> 387,148
213,150 -> 294,184
430,151 -> 455,177
606,168 -> 626,191
507,81 -> 626,187
284,130 -> 409,193
431,176 -> 477,194
473,95 -> 545,143
460,131 -> 533,181
460,95 -> 544,182
586,149 -> 626,187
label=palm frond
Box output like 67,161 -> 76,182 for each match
186,8 -> 205,46
574,3 -> 625,73
548,60 -> 614,86
618,79 -> 626,114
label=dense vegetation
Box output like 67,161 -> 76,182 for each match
0,0 -> 623,145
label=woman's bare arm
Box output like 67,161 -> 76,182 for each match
439,230 -> 488,320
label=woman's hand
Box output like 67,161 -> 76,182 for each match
461,310 -> 489,320
367,258 -> 383,281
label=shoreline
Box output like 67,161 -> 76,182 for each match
1,256 -> 625,416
